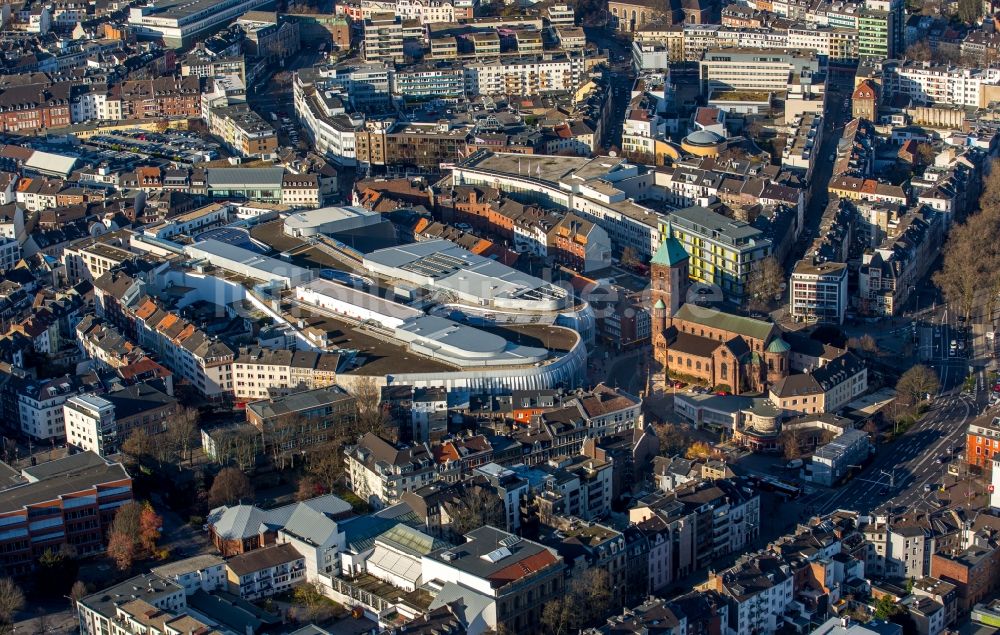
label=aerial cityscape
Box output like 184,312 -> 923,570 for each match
0,0 -> 998,633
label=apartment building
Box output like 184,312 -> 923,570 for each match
245,385 -> 356,455
19,374 -> 86,441
422,526 -> 566,634
395,0 -> 455,23
790,259 -> 849,324
858,211 -> 941,317
0,81 -> 72,132
863,511 -> 946,579
226,543 -> 306,600
391,64 -> 466,99
293,68 -> 364,165
666,205 -> 772,298
232,347 -> 340,401
346,433 -> 438,509
207,105 -> 278,158
0,452 -> 132,575
77,575 -> 185,635
356,120 -> 468,172
363,15 -> 404,62
238,12 -> 301,63
119,76 -> 202,119
967,413 -> 1000,471
464,55 -> 586,97
883,62 -> 1000,109
547,213 -> 613,273
281,173 -> 322,208
768,352 -> 867,415
151,554 -> 227,595
63,240 -> 136,285
702,552 -> 794,635
64,383 -> 177,457
132,296 -> 235,400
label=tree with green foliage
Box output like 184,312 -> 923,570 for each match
874,595 -> 901,620
37,545 -> 78,596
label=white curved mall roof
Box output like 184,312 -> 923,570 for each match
363,240 -> 568,312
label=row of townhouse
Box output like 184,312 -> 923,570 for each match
92,281 -> 348,403
449,150 -> 777,300
637,22 -> 860,63
626,0 -> 902,62
343,0 -> 476,23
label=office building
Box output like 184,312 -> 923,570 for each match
0,452 -> 132,575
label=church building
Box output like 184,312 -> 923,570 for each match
650,234 -> 790,393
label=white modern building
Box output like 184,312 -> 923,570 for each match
128,0 -> 271,47
283,206 -> 383,238
19,377 -> 80,441
362,240 -> 572,313
464,56 -> 586,96
883,62 -> 1000,108
150,555 -> 227,595
790,259 -> 849,324
184,239 -> 314,289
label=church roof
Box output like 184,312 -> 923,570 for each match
766,337 -> 791,353
674,304 -> 774,342
654,298 -> 666,309
651,236 -> 688,267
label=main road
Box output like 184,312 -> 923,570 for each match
810,390 -> 973,516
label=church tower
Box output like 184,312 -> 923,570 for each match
650,222 -> 690,320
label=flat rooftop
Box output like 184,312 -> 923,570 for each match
0,460 -> 129,513
186,239 -> 313,282
460,151 -> 624,188
364,239 -> 568,309
290,306 -> 458,375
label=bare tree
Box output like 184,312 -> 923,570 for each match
896,365 -> 940,409
306,442 -> 344,493
0,578 -> 24,635
620,246 -> 641,270
654,422 -> 691,457
745,256 -> 784,311
69,581 -> 89,608
32,608 -> 48,635
934,221 -> 983,321
847,334 -> 879,356
350,376 -> 389,437
540,568 -> 612,633
216,427 -> 259,472
208,467 -> 254,507
121,428 -> 155,466
905,39 -> 933,61
781,428 -> 803,460
168,407 -> 200,464
445,485 -> 506,537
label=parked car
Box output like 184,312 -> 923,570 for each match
786,459 -> 803,469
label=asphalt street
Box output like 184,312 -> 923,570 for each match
809,391 -> 973,515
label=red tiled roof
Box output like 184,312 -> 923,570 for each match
487,550 -> 558,587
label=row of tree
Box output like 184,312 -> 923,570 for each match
121,407 -> 200,468
934,161 -> 1000,321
